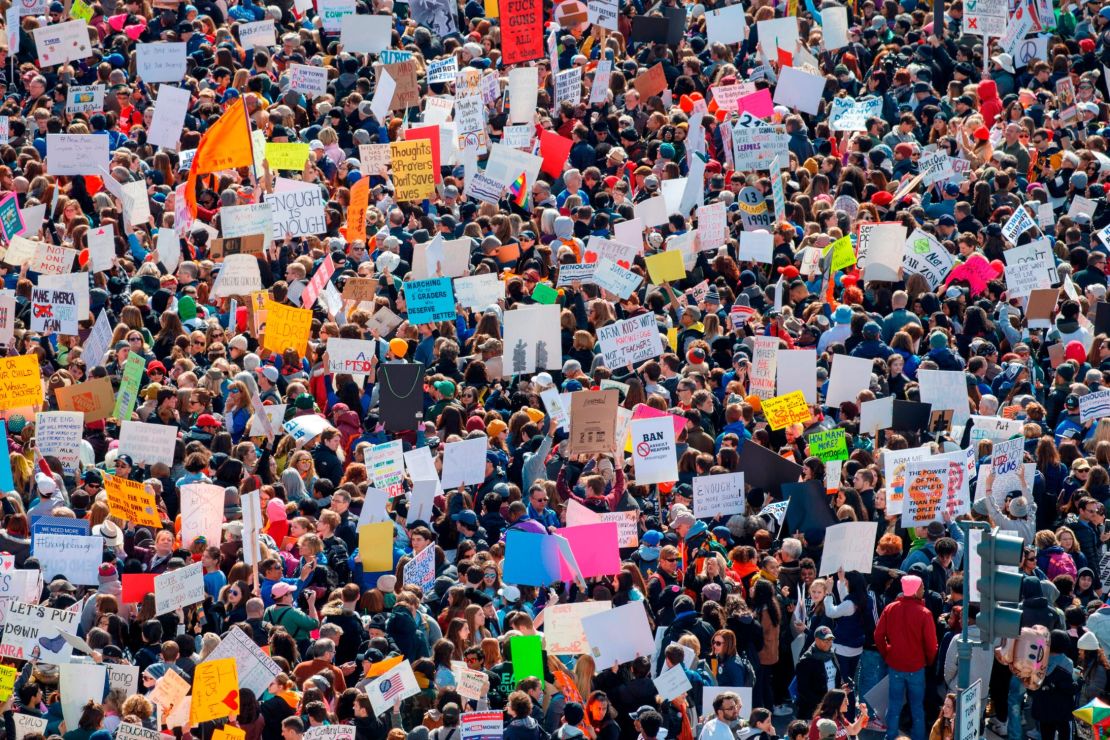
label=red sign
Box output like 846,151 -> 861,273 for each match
498,0 -> 543,66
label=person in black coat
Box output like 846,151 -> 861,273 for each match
654,596 -> 715,672
794,628 -> 844,721
312,429 -> 345,486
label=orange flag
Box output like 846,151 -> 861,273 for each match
186,97 -> 254,216
347,177 -> 370,243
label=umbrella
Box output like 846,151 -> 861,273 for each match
1074,698 -> 1110,726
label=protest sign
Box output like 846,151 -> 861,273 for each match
772,66 -> 826,114
136,42 -> 187,82
441,436 -> 488,487
543,601 -> 611,655
0,354 -> 42,409
857,222 -> 906,281
118,420 -> 177,468
390,139 -> 436,201
304,728 -> 354,740
325,338 -> 377,374
596,313 -> 662,368
180,482 -> 225,548
30,285 -> 78,334
262,300 -> 312,355
0,600 -> 79,661
58,664 -> 106,732
154,561 -> 204,615
204,625 -> 282,697
65,84 -> 103,114
404,277 -> 456,325
367,660 -> 421,715
365,440 -> 406,497
654,664 -> 694,702
33,21 -> 91,67
104,474 -> 160,525
460,712 -> 502,740
963,0 -> 1007,35
920,150 -> 956,186
52,379 -> 111,426
738,229 -> 773,263
107,665 -> 140,696
502,303 -> 561,375
113,353 -> 146,421
761,391 -> 811,431
693,473 -> 745,518
902,459 -> 952,526
35,533 -> 102,584
883,444 -> 932,515
14,715 -> 47,740
919,369 -> 971,427
403,542 -> 435,590
904,229 -> 956,290
267,184 -> 327,237
29,242 -> 76,276
581,601 -> 655,670
630,415 -> 678,485
1081,390 -> 1110,424
828,96 -> 882,131
567,390 -> 619,457
211,254 -> 263,297
288,63 -> 329,97
808,428 -> 848,462
749,335 -> 779,399
776,349 -> 817,404
190,658 -> 239,723
453,273 -> 504,309
220,203 -> 273,242
34,411 -> 82,472
455,668 -> 490,701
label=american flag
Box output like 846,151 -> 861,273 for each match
378,676 -> 404,702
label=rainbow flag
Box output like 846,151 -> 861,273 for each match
508,171 -> 528,208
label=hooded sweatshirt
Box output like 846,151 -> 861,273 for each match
978,80 -> 1003,127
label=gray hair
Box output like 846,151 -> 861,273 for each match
780,537 -> 803,560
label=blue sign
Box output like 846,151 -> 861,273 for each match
404,278 -> 456,325
31,516 -> 91,553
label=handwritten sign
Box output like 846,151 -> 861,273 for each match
761,390 -> 810,431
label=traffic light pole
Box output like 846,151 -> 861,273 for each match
957,521 -> 1026,692
957,520 -> 992,693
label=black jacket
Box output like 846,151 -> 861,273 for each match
795,646 -> 843,720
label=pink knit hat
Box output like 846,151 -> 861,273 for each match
901,575 -> 923,597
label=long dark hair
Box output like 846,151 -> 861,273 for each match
815,688 -> 848,721
750,580 -> 780,627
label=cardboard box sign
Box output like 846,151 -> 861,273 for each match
209,234 -> 265,260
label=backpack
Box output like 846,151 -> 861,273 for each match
1046,551 -> 1077,580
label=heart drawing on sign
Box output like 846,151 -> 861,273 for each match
38,634 -> 67,653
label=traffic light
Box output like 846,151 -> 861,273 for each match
976,528 -> 1025,645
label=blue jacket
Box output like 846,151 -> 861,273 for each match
714,654 -> 754,688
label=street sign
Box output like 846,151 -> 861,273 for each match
958,680 -> 981,740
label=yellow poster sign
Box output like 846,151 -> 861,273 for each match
264,143 -> 310,171
358,522 -> 395,572
645,250 -> 686,284
389,139 -> 436,202
104,474 -> 161,528
0,355 -> 43,410
190,658 -> 240,724
761,390 -> 812,431
261,300 -> 312,356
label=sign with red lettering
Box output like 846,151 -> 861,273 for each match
498,0 -> 543,65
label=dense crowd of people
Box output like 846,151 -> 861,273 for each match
2,0 -> 1110,739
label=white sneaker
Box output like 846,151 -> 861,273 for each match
773,704 -> 793,717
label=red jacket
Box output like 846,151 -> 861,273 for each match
874,595 -> 938,672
